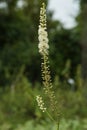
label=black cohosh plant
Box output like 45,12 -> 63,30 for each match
36,3 -> 61,130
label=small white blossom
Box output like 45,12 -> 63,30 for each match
36,95 -> 46,112
38,26 -> 49,55
38,3 -> 49,56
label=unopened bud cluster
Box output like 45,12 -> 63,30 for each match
36,95 -> 46,112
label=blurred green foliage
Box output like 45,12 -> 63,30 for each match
14,119 -> 87,130
1,119 -> 87,130
0,0 -> 81,86
0,67 -> 87,129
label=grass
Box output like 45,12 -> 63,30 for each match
12,118 -> 87,130
1,118 -> 86,130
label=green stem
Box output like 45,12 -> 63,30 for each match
46,111 -> 59,130
57,121 -> 60,130
46,111 -> 60,130
46,111 -> 55,122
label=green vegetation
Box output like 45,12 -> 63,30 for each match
0,74 -> 87,129
1,119 -> 86,130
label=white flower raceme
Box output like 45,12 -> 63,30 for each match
38,3 -> 49,56
36,95 -> 46,112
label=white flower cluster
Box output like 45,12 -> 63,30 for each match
38,3 -> 49,56
36,95 -> 46,112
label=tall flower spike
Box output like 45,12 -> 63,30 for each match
38,3 -> 58,113
38,3 -> 49,56
37,3 -> 61,130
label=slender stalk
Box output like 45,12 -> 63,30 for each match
46,110 -> 55,122
46,110 -> 60,130
57,121 -> 60,130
